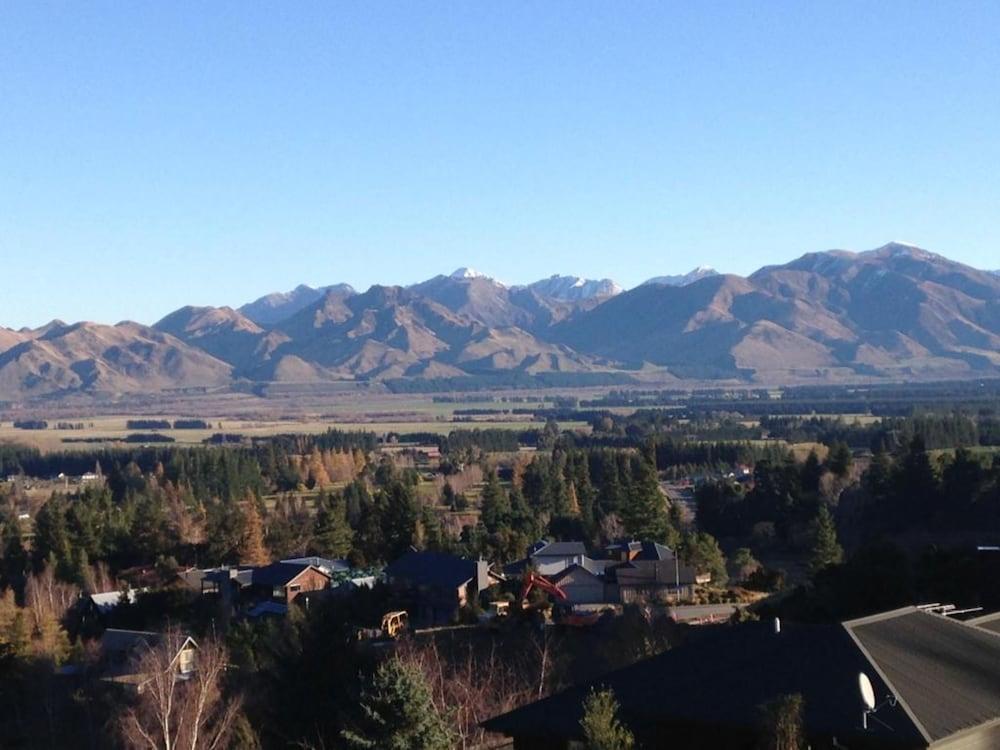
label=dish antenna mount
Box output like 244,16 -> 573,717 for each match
859,671 -> 896,731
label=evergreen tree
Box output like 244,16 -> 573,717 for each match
620,457 -> 671,542
801,450 -> 823,494
826,441 -> 853,479
809,504 -> 843,573
479,470 -> 511,532
342,657 -> 453,750
312,492 -> 354,558
579,688 -> 634,750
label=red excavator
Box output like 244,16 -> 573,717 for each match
519,571 -> 603,627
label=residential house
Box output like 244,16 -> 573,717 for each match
604,541 -> 709,603
549,559 -> 613,605
385,551 -> 497,626
76,588 -> 142,630
250,562 -> 331,604
505,541 -> 589,578
485,606 -> 1000,749
98,629 -> 197,692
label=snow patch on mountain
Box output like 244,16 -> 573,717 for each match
642,266 -> 719,287
525,275 -> 622,301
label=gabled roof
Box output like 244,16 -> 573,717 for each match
385,551 -> 481,589
532,541 -> 586,557
845,606 -> 1000,744
551,563 -> 602,585
251,562 -> 330,588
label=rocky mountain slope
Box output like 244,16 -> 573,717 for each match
1,244 -> 997,400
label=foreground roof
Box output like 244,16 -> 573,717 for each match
845,607 -> 1000,744
486,607 -> 1000,747
484,621 -> 921,747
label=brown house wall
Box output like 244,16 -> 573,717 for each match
286,568 -> 330,602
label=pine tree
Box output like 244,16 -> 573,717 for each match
312,492 -> 354,558
479,470 -> 510,532
343,657 -> 454,750
620,457 -> 671,542
579,688 -> 634,750
809,504 -> 843,573
826,441 -> 853,479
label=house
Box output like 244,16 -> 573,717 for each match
505,540 -> 590,578
98,629 -> 197,692
604,541 -> 708,603
484,606 -> 1000,749
77,588 -> 143,629
528,541 -> 588,576
549,559 -> 612,605
250,562 -> 331,604
384,551 -> 497,626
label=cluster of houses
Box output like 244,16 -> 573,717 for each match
507,539 -> 710,606
76,538 -> 710,691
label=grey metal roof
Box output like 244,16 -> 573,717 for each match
281,556 -> 350,574
845,607 -> 1000,744
966,610 -> 1000,636
532,541 -> 586,557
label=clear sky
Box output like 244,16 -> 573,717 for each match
2,2 -> 999,328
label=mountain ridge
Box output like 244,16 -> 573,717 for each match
2,244 -> 998,401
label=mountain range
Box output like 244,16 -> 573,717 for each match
2,243 -> 998,401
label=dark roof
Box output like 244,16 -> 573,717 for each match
100,629 -> 161,655
605,540 -> 675,560
846,607 -> 1000,743
533,541 -> 586,557
385,551 -> 480,589
251,562 -> 329,588
483,621 -> 923,747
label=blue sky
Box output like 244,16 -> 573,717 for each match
2,2 -> 999,328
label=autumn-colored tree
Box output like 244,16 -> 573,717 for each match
237,500 -> 270,566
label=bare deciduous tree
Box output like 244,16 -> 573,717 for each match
396,639 -> 539,750
118,629 -> 241,750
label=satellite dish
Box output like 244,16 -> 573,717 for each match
858,672 -> 876,711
